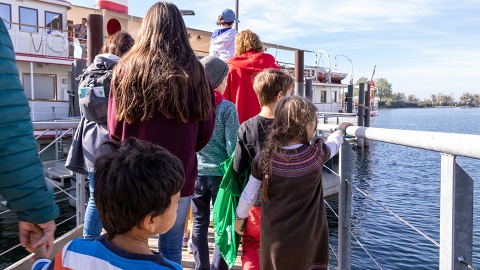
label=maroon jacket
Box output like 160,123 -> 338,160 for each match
108,84 -> 215,197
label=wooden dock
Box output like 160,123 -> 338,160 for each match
148,228 -> 242,269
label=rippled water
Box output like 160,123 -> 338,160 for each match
327,107 -> 480,269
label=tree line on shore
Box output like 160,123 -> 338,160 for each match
354,77 -> 479,108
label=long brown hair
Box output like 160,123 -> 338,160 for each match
111,2 -> 212,124
261,96 -> 318,202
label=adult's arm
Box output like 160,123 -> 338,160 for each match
0,19 -> 59,224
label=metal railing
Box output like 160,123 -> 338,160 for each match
2,19 -> 87,58
32,121 -> 86,226
319,123 -> 479,270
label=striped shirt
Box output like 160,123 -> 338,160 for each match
32,235 -> 181,270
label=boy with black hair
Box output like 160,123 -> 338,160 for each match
232,68 -> 294,269
31,138 -> 184,270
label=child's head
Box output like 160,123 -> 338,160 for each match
200,56 -> 229,93
99,30 -> 134,57
253,68 -> 294,107
94,138 -> 184,239
261,96 -> 318,201
235,30 -> 263,56
217,8 -> 238,27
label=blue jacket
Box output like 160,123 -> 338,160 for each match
0,18 -> 59,223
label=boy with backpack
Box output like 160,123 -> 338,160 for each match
65,31 -> 134,239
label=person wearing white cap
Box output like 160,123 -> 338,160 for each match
209,8 -> 239,62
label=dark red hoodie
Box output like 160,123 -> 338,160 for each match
224,51 -> 279,124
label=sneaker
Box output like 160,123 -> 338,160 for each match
182,230 -> 190,247
187,242 -> 193,254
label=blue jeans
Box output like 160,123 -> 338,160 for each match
83,172 -> 103,238
191,176 -> 228,270
158,195 -> 192,265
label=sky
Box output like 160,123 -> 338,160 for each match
70,0 -> 480,100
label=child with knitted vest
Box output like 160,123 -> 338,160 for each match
232,68 -> 294,269
236,96 -> 352,269
191,56 -> 240,270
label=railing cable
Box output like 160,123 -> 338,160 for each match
458,256 -> 478,270
349,227 -> 384,270
324,198 -> 383,269
344,179 -> 440,248
0,215 -> 77,258
45,177 -> 76,201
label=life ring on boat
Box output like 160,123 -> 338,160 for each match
46,31 -> 69,53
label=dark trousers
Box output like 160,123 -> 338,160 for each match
191,176 -> 229,270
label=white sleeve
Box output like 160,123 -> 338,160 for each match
236,175 -> 262,219
324,133 -> 344,158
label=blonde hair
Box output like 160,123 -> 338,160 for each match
253,69 -> 294,106
111,2 -> 212,124
235,29 -> 264,56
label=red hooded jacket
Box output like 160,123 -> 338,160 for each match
224,51 -> 279,124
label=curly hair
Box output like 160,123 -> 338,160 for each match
260,96 -> 318,202
235,29 -> 264,56
111,2 -> 212,124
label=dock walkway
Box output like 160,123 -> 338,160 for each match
148,227 -> 242,269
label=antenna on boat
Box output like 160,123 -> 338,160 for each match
335,54 -> 354,85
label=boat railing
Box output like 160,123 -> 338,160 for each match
318,124 -> 479,270
2,18 -> 87,59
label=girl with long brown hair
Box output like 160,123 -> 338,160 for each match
235,96 -> 352,269
107,2 -> 215,265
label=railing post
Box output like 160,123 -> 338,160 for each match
439,154 -> 473,270
76,173 -> 86,226
357,83 -> 365,148
338,141 -> 352,270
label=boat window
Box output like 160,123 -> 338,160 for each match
45,11 -> 62,30
321,91 -> 327,103
22,73 -> 56,100
0,3 -> 11,29
19,6 -> 38,32
332,91 -> 337,103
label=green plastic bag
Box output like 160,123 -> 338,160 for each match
213,154 -> 249,268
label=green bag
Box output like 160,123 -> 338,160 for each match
213,154 -> 249,268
